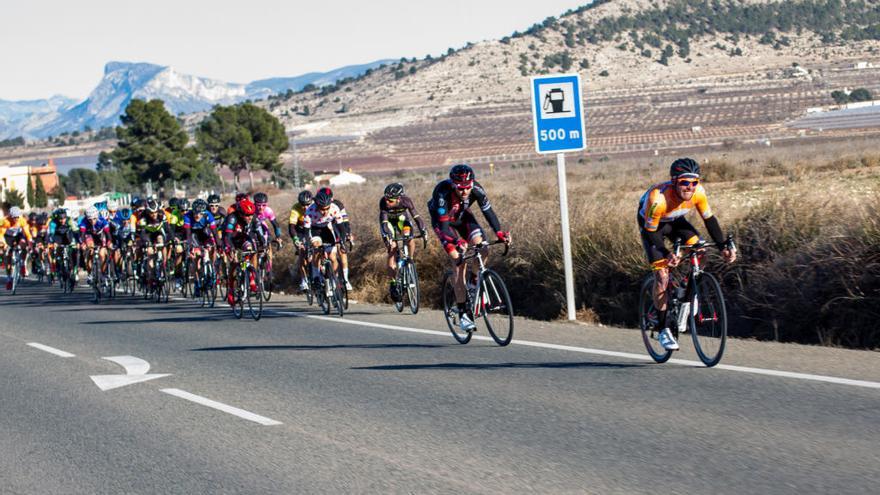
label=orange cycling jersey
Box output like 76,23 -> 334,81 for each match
638,181 -> 713,231
0,217 -> 34,242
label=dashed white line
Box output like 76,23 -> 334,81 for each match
161,388 -> 282,426
278,311 -> 880,390
27,342 -> 75,358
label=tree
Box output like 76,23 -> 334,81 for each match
50,186 -> 66,206
108,99 -> 214,189
849,88 -> 873,102
34,176 -> 48,208
197,103 -> 288,190
5,189 -> 25,208
66,168 -> 100,197
26,173 -> 35,207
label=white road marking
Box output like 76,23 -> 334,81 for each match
161,388 -> 282,426
279,312 -> 880,390
90,355 -> 171,391
27,342 -> 75,358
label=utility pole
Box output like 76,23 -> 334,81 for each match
289,133 -> 300,189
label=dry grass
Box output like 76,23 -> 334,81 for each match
265,141 -> 880,349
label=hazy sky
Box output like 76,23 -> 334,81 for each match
1,0 -> 588,101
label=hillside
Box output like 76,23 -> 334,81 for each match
267,0 -> 880,139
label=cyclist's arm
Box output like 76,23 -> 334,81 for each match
693,186 -> 726,246
379,203 -> 394,239
472,184 -> 502,233
402,196 -> 427,234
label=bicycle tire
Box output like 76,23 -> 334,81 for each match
11,253 -> 22,295
689,272 -> 728,367
331,272 -> 344,317
407,261 -> 420,314
442,271 -> 472,344
478,269 -> 514,346
232,266 -> 245,319
638,275 -> 673,364
393,265 -> 405,313
261,255 -> 273,302
92,256 -> 102,303
249,265 -> 263,321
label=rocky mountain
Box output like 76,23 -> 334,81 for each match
1,60 -> 391,140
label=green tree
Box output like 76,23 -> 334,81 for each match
66,168 -> 100,197
196,103 -> 288,190
34,176 -> 48,208
5,189 -> 25,208
26,173 -> 35,207
108,99 -> 214,189
849,88 -> 873,102
51,186 -> 66,206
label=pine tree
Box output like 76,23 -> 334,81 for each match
34,176 -> 48,208
26,173 -> 35,207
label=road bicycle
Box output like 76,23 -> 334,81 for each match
390,232 -> 425,314
7,245 -> 26,295
312,241 -> 344,317
195,245 -> 218,308
146,242 -> 170,303
231,249 -> 263,320
257,240 -> 279,302
55,244 -> 78,293
638,237 -> 731,367
442,240 -> 514,346
89,245 -> 115,302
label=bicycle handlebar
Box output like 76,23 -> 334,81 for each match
457,239 -> 509,262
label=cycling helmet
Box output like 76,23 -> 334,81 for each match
119,208 -> 132,221
28,212 -> 37,222
239,198 -> 256,216
317,187 -> 333,199
52,209 -> 64,220
192,199 -> 208,214
8,206 -> 21,218
670,157 -> 701,179
207,194 -> 221,206
297,190 -> 313,206
100,209 -> 110,220
179,198 -> 190,211
235,192 -> 249,203
449,164 -> 475,185
384,183 -> 404,199
107,199 -> 119,211
168,197 -> 180,209
131,197 -> 144,209
314,191 -> 332,208
145,199 -> 159,213
253,192 -> 268,205
86,206 -> 99,220
37,212 -> 49,224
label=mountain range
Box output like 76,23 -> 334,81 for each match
0,59 -> 392,140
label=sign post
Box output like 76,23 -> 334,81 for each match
530,73 -> 585,321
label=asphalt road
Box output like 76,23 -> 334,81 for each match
1,281 -> 878,494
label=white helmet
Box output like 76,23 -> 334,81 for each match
9,206 -> 22,218
86,206 -> 99,220
107,199 -> 119,211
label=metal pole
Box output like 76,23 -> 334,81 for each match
556,152 -> 576,321
291,135 -> 300,189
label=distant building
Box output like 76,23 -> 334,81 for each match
853,61 -> 873,70
0,159 -> 60,209
313,169 -> 367,187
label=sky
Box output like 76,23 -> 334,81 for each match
1,0 -> 588,101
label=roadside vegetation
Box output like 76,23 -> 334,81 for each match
267,139 -> 880,350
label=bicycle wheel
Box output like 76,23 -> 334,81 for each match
305,275 -> 314,306
261,256 -> 273,302
107,261 -> 116,300
215,257 -> 227,300
406,261 -> 420,314
689,272 -> 728,367
92,257 -> 102,303
394,264 -> 405,313
478,269 -> 514,346
11,254 -> 22,295
232,267 -> 245,319
442,272 -> 472,344
639,275 -> 673,364
248,265 -> 263,321
207,263 -> 217,308
330,272 -> 344,317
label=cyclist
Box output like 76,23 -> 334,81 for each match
303,190 -> 346,293
379,182 -> 427,301
223,198 -> 260,306
207,194 -> 226,227
228,192 -> 249,216
138,199 -> 170,289
638,157 -> 737,351
428,164 -> 510,332
317,187 -> 353,290
1,206 -> 33,290
32,212 -> 51,278
253,192 -> 283,269
184,199 -> 220,297
288,190 -> 313,292
166,198 -> 189,289
48,208 -> 79,283
78,206 -> 111,285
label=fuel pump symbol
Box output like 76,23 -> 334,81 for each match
542,88 -> 568,114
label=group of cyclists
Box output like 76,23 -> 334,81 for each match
1,158 -> 737,352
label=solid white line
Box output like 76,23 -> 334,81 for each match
279,312 -> 880,390
27,342 -> 75,358
161,388 -> 282,426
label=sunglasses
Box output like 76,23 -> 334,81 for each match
677,179 -> 699,187
456,184 -> 473,191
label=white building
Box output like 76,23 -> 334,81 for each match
313,170 -> 367,187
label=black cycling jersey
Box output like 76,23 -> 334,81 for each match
427,179 -> 501,242
379,195 -> 426,238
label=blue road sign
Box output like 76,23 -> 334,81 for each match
530,73 -> 585,154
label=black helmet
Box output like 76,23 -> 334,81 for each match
168,197 -> 180,209
145,199 -> 159,212
179,198 -> 190,211
449,164 -> 474,185
297,190 -> 313,206
52,208 -> 65,220
131,197 -> 144,209
384,182 -> 404,199
670,158 -> 701,179
192,199 -> 208,213
317,187 -> 333,199
314,191 -> 332,208
207,194 -> 221,205
28,212 -> 37,222
253,192 -> 268,205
